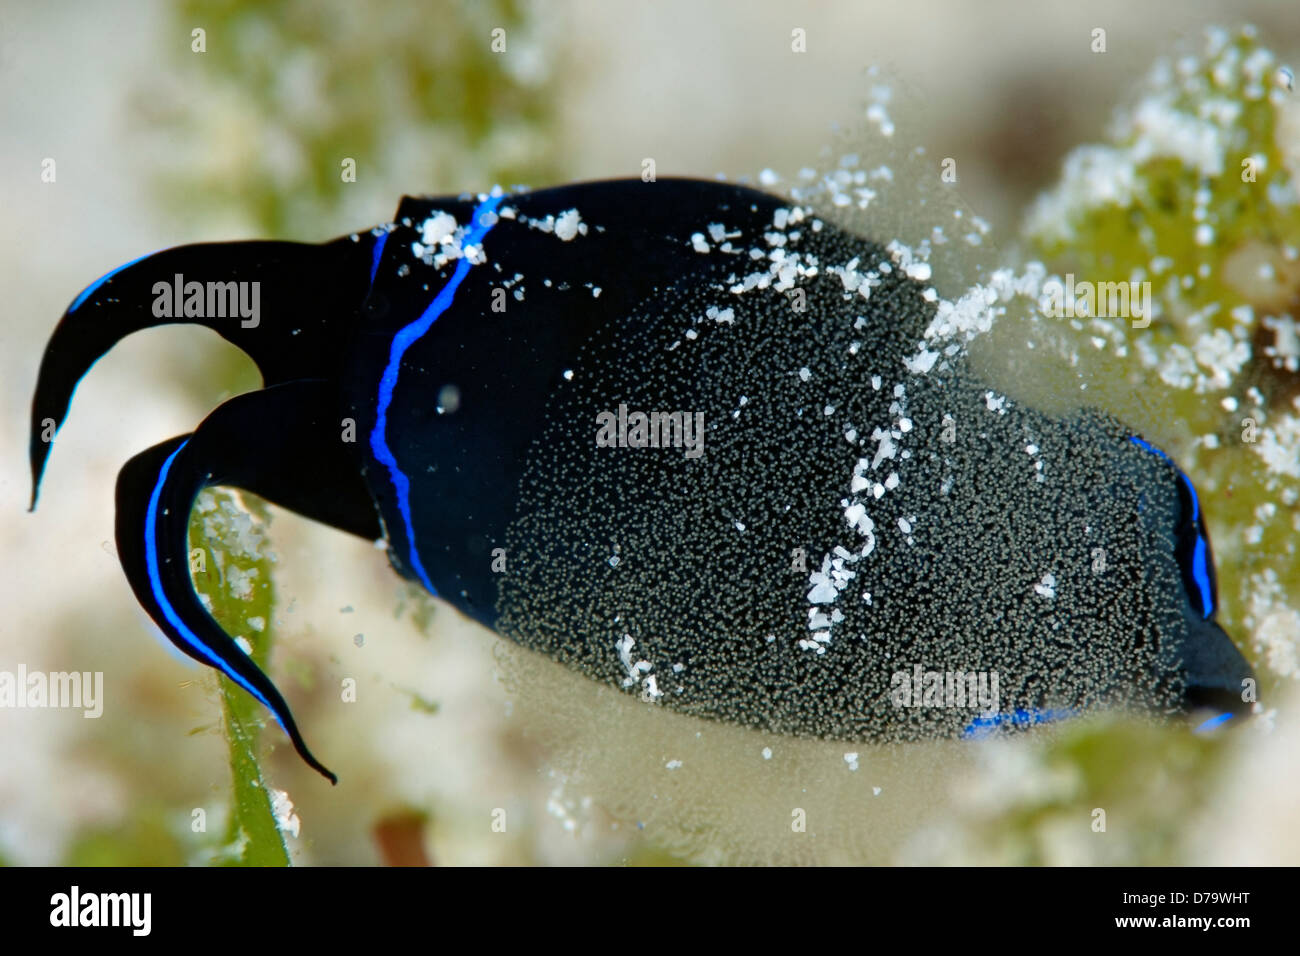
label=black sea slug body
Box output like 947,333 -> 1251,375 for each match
29,178 -> 1254,781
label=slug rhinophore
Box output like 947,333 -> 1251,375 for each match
29,177 -> 1254,782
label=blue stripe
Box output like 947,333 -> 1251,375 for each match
369,194 -> 504,594
1178,469 -> 1213,616
966,706 -> 1236,737
963,707 -> 1074,738
1194,711 -> 1234,733
1191,537 -> 1212,615
368,230 -> 389,288
145,441 -> 281,725
1129,435 -> 1168,462
1180,473 -> 1201,522
70,251 -> 154,313
1129,435 -> 1214,617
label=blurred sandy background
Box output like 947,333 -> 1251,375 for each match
1,0 -> 1297,865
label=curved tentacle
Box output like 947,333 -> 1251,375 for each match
30,233 -> 384,509
113,386 -> 362,783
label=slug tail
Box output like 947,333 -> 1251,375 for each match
115,430 -> 337,784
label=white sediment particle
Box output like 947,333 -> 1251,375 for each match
419,211 -> 458,246
545,785 -> 581,833
1034,573 -> 1057,599
1252,398 -> 1300,478
554,209 -> 585,241
1192,329 -> 1251,390
691,233 -> 710,253
1026,146 -> 1139,242
1263,315 -> 1300,371
1127,94 -> 1228,176
984,391 -> 1008,414
727,237 -> 819,295
844,752 -> 860,771
1026,35 -> 1243,243
618,632 -> 639,676
904,347 -> 940,374
1147,341 -> 1196,389
235,636 -> 253,655
869,426 -> 898,468
412,210 -> 499,269
924,283 -> 998,344
803,540 -> 865,649
615,633 -> 662,699
1247,568 -> 1300,676
850,457 -> 871,493
866,102 -> 894,137
270,788 -> 301,839
225,565 -> 258,601
761,746 -> 773,760
665,759 -> 682,770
